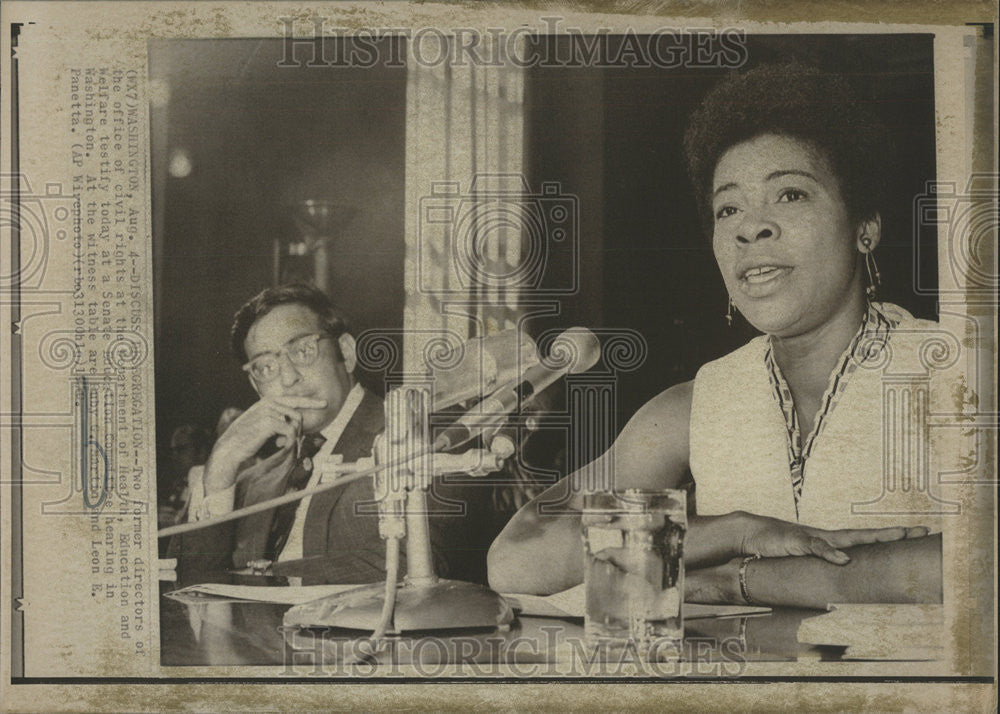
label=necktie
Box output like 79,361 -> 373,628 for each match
264,433 -> 327,561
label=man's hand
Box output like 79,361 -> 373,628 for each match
737,512 -> 929,565
202,396 -> 326,495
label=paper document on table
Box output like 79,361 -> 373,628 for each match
501,584 -> 771,620
166,581 -> 769,620
841,645 -> 943,661
501,585 -> 587,618
797,604 -> 944,660
164,583 -> 365,605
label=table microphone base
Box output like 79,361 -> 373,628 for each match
283,578 -> 515,633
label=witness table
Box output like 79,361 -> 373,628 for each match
159,571 -> 852,675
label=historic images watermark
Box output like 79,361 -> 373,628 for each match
279,624 -> 749,678
277,18 -> 749,70
417,174 -> 579,298
913,174 -> 998,299
0,173 -> 75,291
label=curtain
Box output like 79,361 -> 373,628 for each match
402,32 -> 526,375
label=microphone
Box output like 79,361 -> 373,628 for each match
485,424 -> 518,459
428,329 -> 539,410
432,328 -> 601,452
485,403 -> 544,458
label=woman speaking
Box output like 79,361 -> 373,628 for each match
488,62 -> 942,608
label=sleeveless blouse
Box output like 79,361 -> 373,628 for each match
689,303 -> 948,531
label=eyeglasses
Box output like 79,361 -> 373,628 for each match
243,332 -> 333,383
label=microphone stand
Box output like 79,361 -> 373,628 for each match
283,384 -> 514,633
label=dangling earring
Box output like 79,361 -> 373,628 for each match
725,297 -> 735,326
861,236 -> 881,301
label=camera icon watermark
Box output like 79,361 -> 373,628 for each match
1,174 -> 76,291
913,174 -> 998,297
417,173 -> 579,297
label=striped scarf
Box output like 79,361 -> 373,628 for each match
764,303 -> 896,518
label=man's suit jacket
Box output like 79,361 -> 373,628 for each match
173,389 -> 417,583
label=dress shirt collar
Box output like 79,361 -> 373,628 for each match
317,382 -> 365,452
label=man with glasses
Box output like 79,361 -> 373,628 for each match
171,284 -> 415,583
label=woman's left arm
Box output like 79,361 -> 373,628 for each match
687,533 -> 942,609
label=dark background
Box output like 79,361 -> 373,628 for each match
523,33 -> 938,425
151,38 -> 407,454
151,33 -> 937,498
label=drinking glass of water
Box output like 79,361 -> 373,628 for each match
582,489 -> 686,660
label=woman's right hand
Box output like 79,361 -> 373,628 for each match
736,511 -> 929,565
